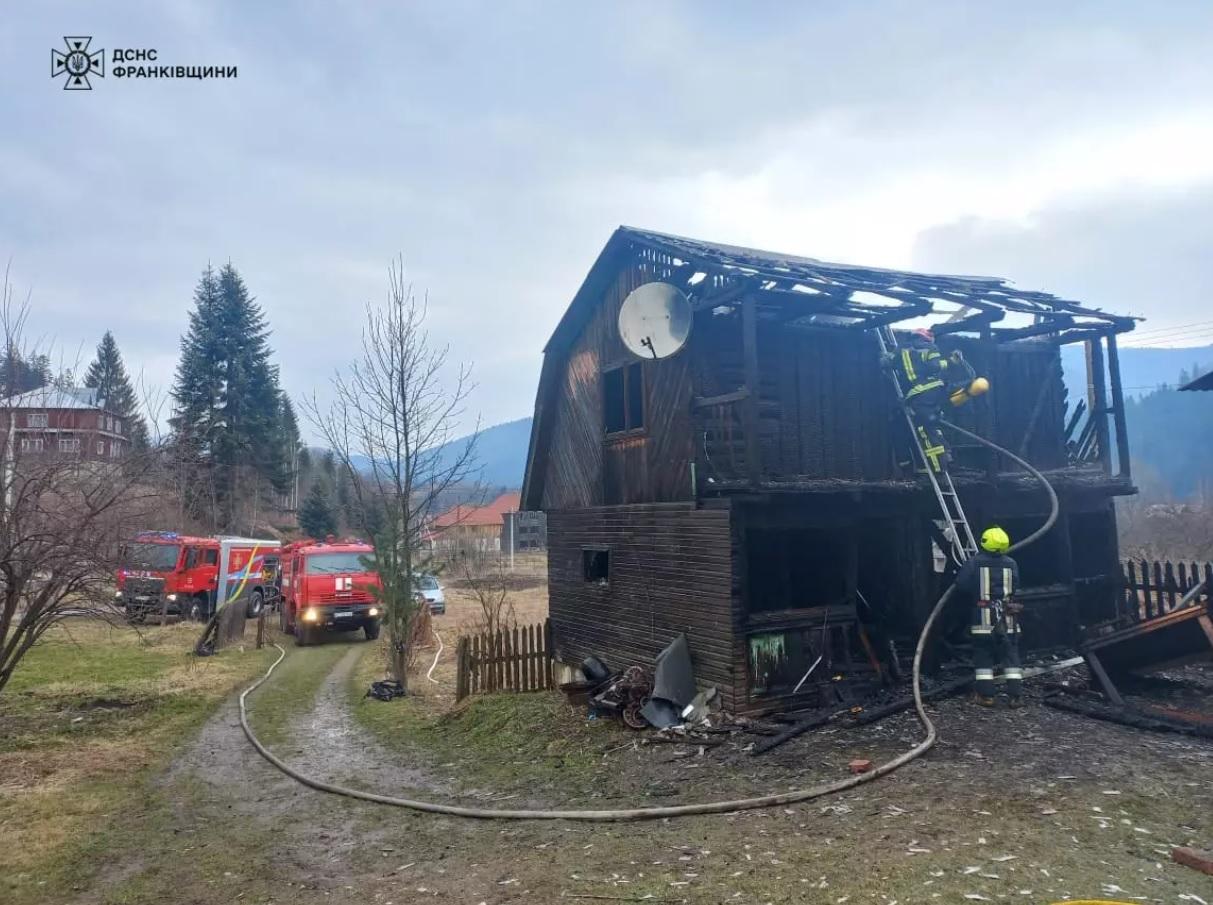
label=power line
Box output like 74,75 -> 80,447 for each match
1129,318 -> 1213,339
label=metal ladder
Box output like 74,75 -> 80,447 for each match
875,326 -> 979,565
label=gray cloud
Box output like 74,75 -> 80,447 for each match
3,1 -> 1213,438
911,186 -> 1213,336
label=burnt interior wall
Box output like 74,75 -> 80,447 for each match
546,502 -> 739,709
943,337 -> 1068,471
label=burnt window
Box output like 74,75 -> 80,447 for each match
582,547 -> 610,584
603,363 -> 644,434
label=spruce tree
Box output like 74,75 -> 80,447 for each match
83,331 -> 150,447
0,346 -> 51,397
298,480 -> 338,538
170,263 -> 288,529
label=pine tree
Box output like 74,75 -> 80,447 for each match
170,263 -> 288,529
276,392 -> 303,506
83,331 -> 150,447
298,480 -> 338,538
0,346 -> 51,397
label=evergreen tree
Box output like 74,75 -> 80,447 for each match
0,346 -> 51,397
298,480 -> 338,538
276,392 -> 303,506
83,331 -> 149,447
170,263 -> 288,529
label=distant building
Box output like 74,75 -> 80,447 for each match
428,491 -> 522,553
0,386 -> 131,463
502,508 -> 547,552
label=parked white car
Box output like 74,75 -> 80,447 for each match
415,573 -> 445,614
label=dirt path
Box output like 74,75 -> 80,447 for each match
74,644 -> 1213,905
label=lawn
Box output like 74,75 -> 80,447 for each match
0,618 -> 277,904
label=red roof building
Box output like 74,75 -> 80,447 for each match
427,491 -> 521,552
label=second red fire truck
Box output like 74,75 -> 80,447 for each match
279,538 -> 382,646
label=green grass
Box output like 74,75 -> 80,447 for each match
348,640 -> 613,793
243,641 -> 350,747
0,620 -> 277,905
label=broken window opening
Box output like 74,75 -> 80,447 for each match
603,363 -> 644,434
582,547 -> 610,584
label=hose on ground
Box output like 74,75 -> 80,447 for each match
238,424 -> 1058,821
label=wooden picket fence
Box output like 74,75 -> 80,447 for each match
1121,559 -> 1212,624
454,619 -> 554,701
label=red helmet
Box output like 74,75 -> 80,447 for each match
912,328 -> 935,343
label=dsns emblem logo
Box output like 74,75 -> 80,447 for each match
51,36 -> 105,90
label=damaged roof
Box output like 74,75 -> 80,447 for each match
522,226 -> 1137,509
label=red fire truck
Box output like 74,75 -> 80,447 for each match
116,532 -> 276,623
279,538 -> 381,646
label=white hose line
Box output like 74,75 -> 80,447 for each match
236,427 -> 1057,821
426,628 -> 444,684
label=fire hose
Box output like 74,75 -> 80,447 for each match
238,421 -> 1057,821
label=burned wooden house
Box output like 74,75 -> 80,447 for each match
521,227 -> 1137,713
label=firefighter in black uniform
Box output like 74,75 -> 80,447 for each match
888,329 -> 986,472
955,525 -> 1024,707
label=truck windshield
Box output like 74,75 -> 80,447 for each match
125,543 -> 182,571
306,552 -> 373,574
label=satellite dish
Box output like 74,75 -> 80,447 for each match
618,282 -> 693,360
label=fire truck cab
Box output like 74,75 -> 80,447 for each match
116,532 -> 273,623
279,539 -> 381,646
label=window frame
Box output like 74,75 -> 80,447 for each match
602,362 -> 645,437
27,412 -> 48,428
58,436 -> 80,454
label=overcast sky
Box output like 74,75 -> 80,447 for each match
3,2 -> 1212,437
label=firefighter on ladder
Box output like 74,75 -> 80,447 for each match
887,328 -> 988,472
956,525 -> 1024,707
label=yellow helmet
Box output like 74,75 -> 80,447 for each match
968,377 -> 990,397
981,526 -> 1010,554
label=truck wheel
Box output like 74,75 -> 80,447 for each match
364,621 -> 381,641
295,625 -> 311,647
187,596 -> 206,623
280,605 -> 294,636
246,589 -> 264,619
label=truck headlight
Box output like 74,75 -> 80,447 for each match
367,607 -> 379,617
302,608 -> 320,623
166,593 -> 178,602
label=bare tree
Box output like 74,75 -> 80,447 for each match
309,261 -> 477,690
0,271 -> 158,695
456,547 -> 517,636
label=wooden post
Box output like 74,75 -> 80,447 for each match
455,637 -> 469,701
741,295 -> 762,487
256,607 -> 266,649
1105,332 -> 1131,479
543,617 -> 553,689
982,325 -> 999,479
1084,336 -> 1111,473
1085,650 -> 1125,706
1153,561 -> 1165,617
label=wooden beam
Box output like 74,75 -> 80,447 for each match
1085,336 -> 1112,474
1105,332 -> 1131,479
741,296 -> 762,487
693,387 -> 750,410
1083,650 -> 1125,706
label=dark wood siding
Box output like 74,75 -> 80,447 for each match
541,260 -> 695,509
547,503 -> 739,709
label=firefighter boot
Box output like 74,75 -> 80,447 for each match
972,691 -> 996,707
